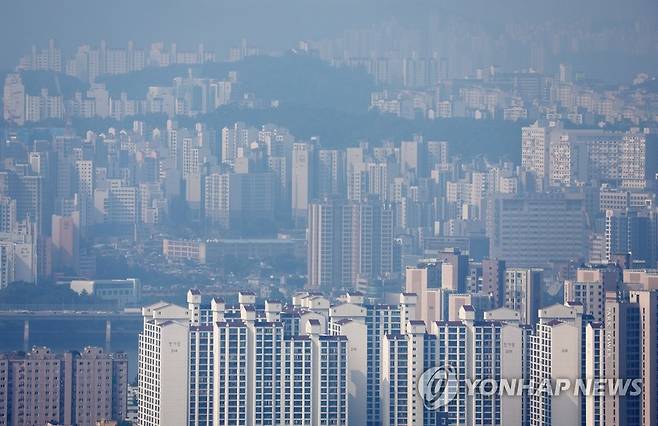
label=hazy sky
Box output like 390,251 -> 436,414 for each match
1,0 -> 656,72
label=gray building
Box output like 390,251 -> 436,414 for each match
605,208 -> 657,268
504,268 -> 543,325
604,290 -> 657,426
0,346 -> 128,426
487,192 -> 587,267
307,197 -> 394,289
203,171 -> 274,234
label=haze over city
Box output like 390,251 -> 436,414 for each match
0,1 -> 657,425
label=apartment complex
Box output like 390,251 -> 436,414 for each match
522,122 -> 647,189
138,290 -> 349,426
0,346 -> 128,426
135,283 -> 658,426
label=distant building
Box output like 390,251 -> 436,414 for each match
291,142 -> 316,226
70,278 -> 141,306
564,266 -> 620,321
206,238 -> 297,261
51,212 -> 80,273
3,74 -> 25,125
599,186 -> 654,212
203,171 -> 275,233
400,137 -> 428,178
0,242 -> 14,288
605,209 -> 657,268
317,149 -> 345,197
93,179 -> 137,225
405,262 -> 447,324
308,197 -> 393,289
504,268 -> 543,325
0,197 -> 16,234
0,222 -> 38,286
482,258 -> 506,306
522,122 -> 647,189
162,239 -> 207,264
18,39 -> 62,72
487,192 -> 587,267
162,237 -> 299,265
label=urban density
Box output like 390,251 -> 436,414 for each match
0,0 -> 657,425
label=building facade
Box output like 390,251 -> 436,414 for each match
0,346 -> 127,426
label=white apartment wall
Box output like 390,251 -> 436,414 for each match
336,321 -> 368,425
550,323 -> 580,426
500,325 -> 524,426
584,326 -> 605,426
329,302 -> 367,322
442,262 -> 457,291
159,322 -> 189,426
380,335 -> 397,426
405,323 -> 426,425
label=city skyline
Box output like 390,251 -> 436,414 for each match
0,1 -> 657,425
2,0 -> 658,81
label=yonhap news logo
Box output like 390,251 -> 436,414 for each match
418,364 -> 643,410
418,365 -> 459,409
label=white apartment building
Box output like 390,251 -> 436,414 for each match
292,142 -> 314,224
584,322 -> 605,426
382,304 -> 527,426
317,149 -> 345,197
0,242 -> 14,288
504,269 -> 543,325
381,333 -> 409,426
94,179 -> 137,225
308,198 -> 394,289
139,290 -> 349,426
564,266 -> 619,322
203,173 -> 230,228
328,293 -> 404,426
75,160 -> 94,228
138,302 -> 190,426
522,122 -> 647,189
521,122 -> 550,190
213,319 -> 249,425
280,336 -> 314,424
138,288 -> 615,426
530,304 -> 587,426
3,73 -> 26,125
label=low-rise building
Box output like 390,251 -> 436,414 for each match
70,278 -> 141,306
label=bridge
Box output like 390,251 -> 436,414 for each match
0,306 -> 143,353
